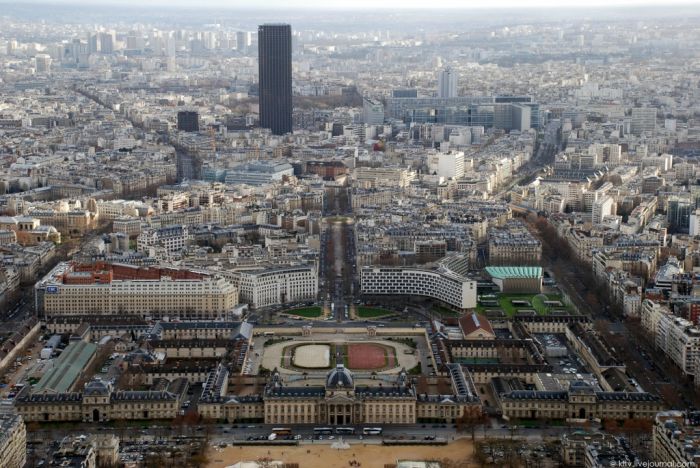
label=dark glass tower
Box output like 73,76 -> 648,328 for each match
177,111 -> 199,132
258,23 -> 292,135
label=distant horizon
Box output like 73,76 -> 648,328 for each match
2,0 -> 700,9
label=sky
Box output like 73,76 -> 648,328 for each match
8,0 -> 700,8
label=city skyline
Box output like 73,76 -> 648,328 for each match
3,0 -> 700,8
0,2 -> 700,467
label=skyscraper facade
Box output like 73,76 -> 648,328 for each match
236,31 -> 250,52
631,107 -> 657,136
177,111 -> 199,132
437,67 -> 458,98
258,24 -> 293,135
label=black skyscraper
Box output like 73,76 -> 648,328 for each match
258,23 -> 292,135
177,111 -> 199,132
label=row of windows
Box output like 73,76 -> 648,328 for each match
57,284 -> 228,292
504,402 -> 659,412
266,406 -> 315,414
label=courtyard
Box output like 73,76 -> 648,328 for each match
257,332 -> 424,376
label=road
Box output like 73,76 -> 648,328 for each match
530,217 -> 700,408
24,420 -> 570,448
320,184 -> 356,324
492,120 -> 562,201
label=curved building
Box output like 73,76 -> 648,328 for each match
360,266 -> 476,309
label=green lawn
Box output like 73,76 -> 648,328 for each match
407,364 -> 422,375
286,307 -> 322,318
531,295 -> 549,314
356,306 -> 394,318
476,293 -> 568,317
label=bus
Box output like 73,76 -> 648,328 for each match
313,427 -> 333,435
263,332 -> 275,337
335,427 -> 355,435
271,427 -> 292,436
362,427 -> 382,435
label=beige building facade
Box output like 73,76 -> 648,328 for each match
0,409 -> 26,468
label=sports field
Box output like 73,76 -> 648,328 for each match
293,344 -> 331,368
347,343 -> 394,370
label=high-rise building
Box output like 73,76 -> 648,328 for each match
362,98 -> 384,125
34,54 -> 52,73
6,39 -> 18,55
177,110 -> 200,132
690,210 -> 700,237
99,32 -> 115,54
494,103 -> 531,131
258,24 -> 293,135
668,197 -> 693,233
88,34 -> 100,54
236,31 -> 251,51
631,107 -> 657,136
64,39 -> 89,67
437,67 -> 458,98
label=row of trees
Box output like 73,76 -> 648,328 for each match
526,213 -> 700,411
526,214 -> 623,318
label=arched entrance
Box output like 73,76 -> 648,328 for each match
578,408 -> 586,419
92,409 -> 100,422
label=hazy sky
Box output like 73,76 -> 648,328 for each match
9,0 -> 700,8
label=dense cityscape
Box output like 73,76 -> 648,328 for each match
0,1 -> 700,467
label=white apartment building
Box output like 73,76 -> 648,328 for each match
641,299 -> 672,338
655,314 -> 700,377
690,210 -> 700,237
96,200 -> 146,220
360,266 -> 476,309
590,143 -> 622,166
137,225 -> 189,253
592,195 -> 614,225
428,151 -> 465,179
354,167 -> 416,189
231,265 -> 318,309
674,162 -> 695,182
